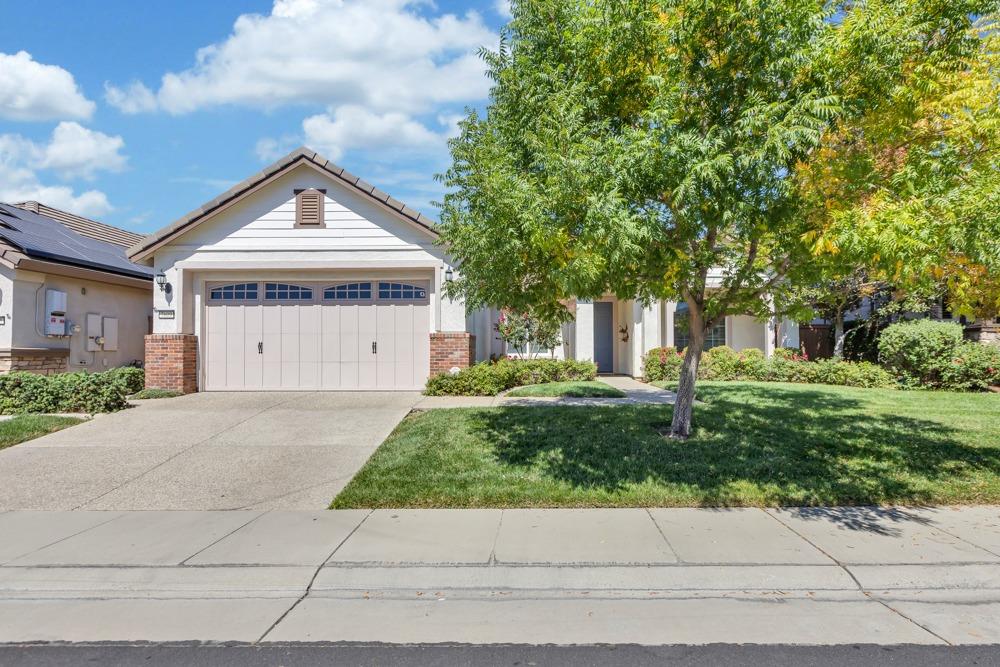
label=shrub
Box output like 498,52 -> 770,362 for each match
105,366 -> 145,394
642,345 -> 895,389
939,342 -> 1000,391
425,358 -> 597,396
878,320 -> 965,388
132,388 -> 182,400
0,369 -> 131,414
642,346 -> 684,382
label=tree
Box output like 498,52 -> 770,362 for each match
495,308 -> 563,358
439,0 -> 998,437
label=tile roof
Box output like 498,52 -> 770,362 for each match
0,203 -> 153,280
14,201 -> 145,249
128,147 -> 439,261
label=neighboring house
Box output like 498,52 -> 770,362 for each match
131,147 -> 799,392
0,202 -> 153,374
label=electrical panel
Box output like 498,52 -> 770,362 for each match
102,317 -> 119,351
86,313 -> 102,352
45,289 -> 68,336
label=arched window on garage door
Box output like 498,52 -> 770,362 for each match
377,282 -> 427,301
264,283 -> 313,301
209,282 -> 259,302
323,282 -> 372,301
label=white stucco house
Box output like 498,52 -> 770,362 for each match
130,148 -> 796,392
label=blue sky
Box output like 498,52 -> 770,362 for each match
0,0 -> 508,233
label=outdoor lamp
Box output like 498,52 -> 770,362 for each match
445,267 -> 454,282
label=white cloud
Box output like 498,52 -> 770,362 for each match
35,122 -> 127,180
255,135 -> 299,162
103,81 -> 157,114
301,105 -> 447,161
104,0 -> 496,116
0,123 -> 126,217
0,51 -> 95,122
494,0 -> 512,19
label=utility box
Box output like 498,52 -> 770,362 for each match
86,313 -> 103,352
101,317 -> 119,351
45,289 -> 67,336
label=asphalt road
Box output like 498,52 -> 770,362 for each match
1,645 -> 999,666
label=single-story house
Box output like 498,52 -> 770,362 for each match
129,147 -> 796,392
0,202 -> 153,374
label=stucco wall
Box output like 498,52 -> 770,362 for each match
729,315 -> 767,352
7,267 -> 150,371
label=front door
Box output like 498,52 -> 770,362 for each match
593,301 -> 614,373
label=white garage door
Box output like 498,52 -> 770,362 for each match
204,280 -> 430,391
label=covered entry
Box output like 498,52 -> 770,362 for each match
204,280 -> 430,390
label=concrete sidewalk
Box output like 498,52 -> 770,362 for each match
413,375 -> 678,408
0,506 -> 998,645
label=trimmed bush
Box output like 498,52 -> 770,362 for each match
939,342 -> 1000,391
878,320 -> 965,388
0,369 -> 132,414
425,358 -> 598,396
642,345 -> 895,389
132,388 -> 182,400
105,366 -> 145,395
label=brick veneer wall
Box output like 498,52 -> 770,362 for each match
145,334 -> 198,393
429,332 -> 476,376
0,354 -> 69,375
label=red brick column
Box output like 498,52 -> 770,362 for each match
429,332 -> 476,376
144,334 -> 198,393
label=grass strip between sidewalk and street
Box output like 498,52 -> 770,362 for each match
332,381 -> 1000,509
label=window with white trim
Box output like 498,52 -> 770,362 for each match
264,283 -> 313,301
377,282 -> 426,300
209,283 -> 258,301
673,302 -> 726,350
324,282 -> 372,300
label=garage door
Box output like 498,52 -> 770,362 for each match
204,280 -> 430,390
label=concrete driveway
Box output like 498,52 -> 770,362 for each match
0,392 -> 420,511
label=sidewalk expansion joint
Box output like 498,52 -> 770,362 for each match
762,509 -> 954,646
644,507 -> 683,563
254,509 -> 374,644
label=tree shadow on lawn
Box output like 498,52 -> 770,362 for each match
473,384 -> 1000,515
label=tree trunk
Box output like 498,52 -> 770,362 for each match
669,302 -> 706,439
833,310 -> 846,359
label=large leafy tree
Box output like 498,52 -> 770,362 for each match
439,0 -> 998,437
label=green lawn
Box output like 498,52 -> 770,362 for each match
506,381 -> 626,398
0,415 -> 84,451
332,381 -> 1000,508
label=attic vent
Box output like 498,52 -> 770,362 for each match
295,188 -> 325,227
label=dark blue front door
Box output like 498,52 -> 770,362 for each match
593,301 -> 613,373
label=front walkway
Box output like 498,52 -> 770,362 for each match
414,375 -> 677,409
0,392 -> 419,511
0,506 -> 998,645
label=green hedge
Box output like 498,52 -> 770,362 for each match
425,358 -> 598,396
0,366 -> 144,414
879,320 -> 1000,390
643,346 -> 896,389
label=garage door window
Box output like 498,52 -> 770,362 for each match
264,283 -> 313,301
323,282 -> 372,300
378,282 -> 426,300
210,283 -> 258,302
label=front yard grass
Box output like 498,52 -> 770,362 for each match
0,415 -> 84,451
506,381 -> 626,398
332,381 -> 1000,508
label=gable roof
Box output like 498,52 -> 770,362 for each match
127,147 -> 439,262
0,203 -> 154,281
13,201 -> 145,249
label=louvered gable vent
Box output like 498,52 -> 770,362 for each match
295,188 -> 325,227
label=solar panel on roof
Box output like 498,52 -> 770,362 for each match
0,203 -> 152,280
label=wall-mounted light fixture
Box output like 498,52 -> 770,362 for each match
155,272 -> 172,295
444,267 -> 454,283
